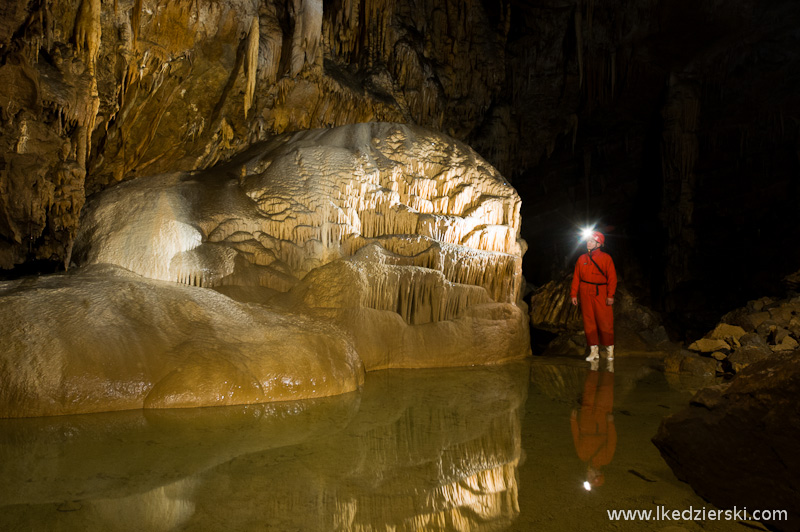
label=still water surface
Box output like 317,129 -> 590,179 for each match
0,356 -> 761,531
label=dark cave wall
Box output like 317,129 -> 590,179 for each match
0,0 -> 799,335
506,0 -> 800,338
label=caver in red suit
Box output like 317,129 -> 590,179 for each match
570,230 -> 617,361
571,366 -> 616,487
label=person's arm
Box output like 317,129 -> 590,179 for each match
570,257 -> 581,305
606,254 -> 617,305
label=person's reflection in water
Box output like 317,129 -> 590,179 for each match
571,359 -> 616,491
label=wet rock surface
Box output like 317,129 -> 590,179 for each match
653,351 -> 800,532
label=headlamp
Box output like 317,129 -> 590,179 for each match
583,481 -> 592,491
581,227 -> 595,241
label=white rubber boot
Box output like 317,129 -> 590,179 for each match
606,345 -> 615,360
585,345 -> 600,362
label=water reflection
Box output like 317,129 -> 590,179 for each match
571,359 -> 615,491
0,363 -> 528,531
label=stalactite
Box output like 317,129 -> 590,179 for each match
610,50 -> 616,96
132,0 -> 143,44
575,6 -> 583,89
289,0 -> 323,76
73,0 -> 102,168
74,0 -> 101,76
259,4 -> 282,85
585,0 -> 594,40
244,16 -> 259,119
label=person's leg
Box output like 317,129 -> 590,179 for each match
606,345 -> 614,360
586,345 -> 600,361
581,290 -> 600,360
596,290 -> 614,358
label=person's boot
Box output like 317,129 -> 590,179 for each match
585,345 -> 600,362
606,345 -> 615,360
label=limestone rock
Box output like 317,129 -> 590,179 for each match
708,323 -> 745,345
664,351 -> 717,377
291,247 -> 531,370
686,337 -> 730,354
75,123 -> 525,296
0,0 -> 514,269
1,123 -> 530,417
0,264 -> 365,418
653,352 -> 800,532
771,334 -> 798,352
727,345 -> 773,374
73,124 -> 531,369
527,274 -> 583,333
687,293 -> 800,374
739,332 -> 769,349
756,320 -> 779,340
789,317 -> 800,338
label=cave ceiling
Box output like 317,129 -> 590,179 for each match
0,0 -> 798,334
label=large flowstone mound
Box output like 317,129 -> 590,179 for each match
0,123 -> 530,418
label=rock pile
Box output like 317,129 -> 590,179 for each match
653,351 -> 800,532
682,295 -> 800,374
655,285 -> 800,532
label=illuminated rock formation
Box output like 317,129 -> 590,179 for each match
0,264 -> 364,418
0,123 -> 529,417
75,122 -> 531,368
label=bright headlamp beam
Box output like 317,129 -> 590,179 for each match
581,227 -> 594,241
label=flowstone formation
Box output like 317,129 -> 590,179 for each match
0,123 -> 530,418
0,264 -> 364,418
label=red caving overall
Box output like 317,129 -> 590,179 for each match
570,249 -> 617,346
